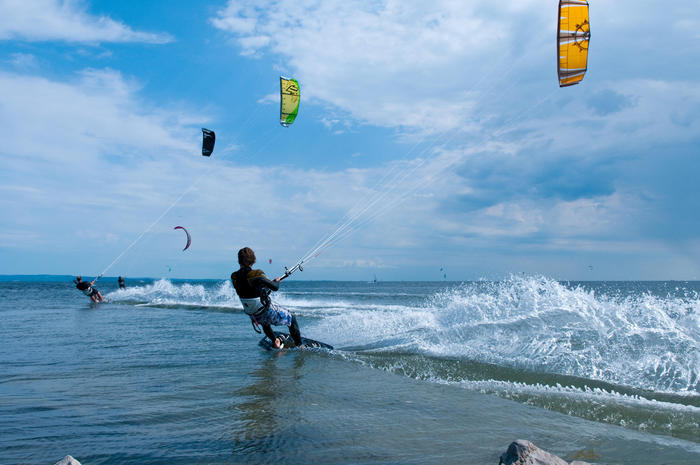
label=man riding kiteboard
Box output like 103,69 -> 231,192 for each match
74,276 -> 104,303
231,247 -> 302,348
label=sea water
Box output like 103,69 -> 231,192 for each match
0,276 -> 698,464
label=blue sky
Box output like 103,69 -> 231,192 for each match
1,0 -> 699,281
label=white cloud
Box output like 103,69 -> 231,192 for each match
0,65 -> 697,279
0,67 -> 417,276
211,0 -> 700,145
0,0 -> 172,44
2,0 -> 700,279
0,69 -> 201,257
475,79 -> 700,168
212,0 -> 548,132
0,69 -> 190,164
8,52 -> 39,70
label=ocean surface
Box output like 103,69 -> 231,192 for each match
1,276 -> 698,464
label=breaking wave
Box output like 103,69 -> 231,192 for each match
104,275 -> 700,441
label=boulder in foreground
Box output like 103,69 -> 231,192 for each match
499,440 -> 593,465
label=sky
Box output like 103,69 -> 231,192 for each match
0,0 -> 699,281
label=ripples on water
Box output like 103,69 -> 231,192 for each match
1,275 -> 698,463
98,275 -> 700,442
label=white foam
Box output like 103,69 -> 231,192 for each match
105,275 -> 700,394
312,275 -> 699,394
106,278 -> 241,309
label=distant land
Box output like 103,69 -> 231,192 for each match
1,275 -> 694,283
0,275 -> 222,283
0,274 -> 76,282
0,275 -> 139,282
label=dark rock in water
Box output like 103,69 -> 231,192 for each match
53,455 -> 81,465
499,440 -> 592,465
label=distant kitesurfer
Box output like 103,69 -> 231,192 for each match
118,276 -> 126,289
231,247 -> 302,348
74,276 -> 104,303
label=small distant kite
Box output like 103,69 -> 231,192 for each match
557,0 -> 590,87
269,259 -> 272,264
174,226 -> 191,251
280,76 -> 300,127
202,128 -> 215,156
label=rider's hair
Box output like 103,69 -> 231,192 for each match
238,247 -> 256,267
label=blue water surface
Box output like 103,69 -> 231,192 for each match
1,277 -> 698,464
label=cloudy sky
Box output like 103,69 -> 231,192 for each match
1,0 -> 699,280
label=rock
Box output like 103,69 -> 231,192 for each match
499,440 -> 592,465
54,455 -> 81,465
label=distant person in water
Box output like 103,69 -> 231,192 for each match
74,276 -> 104,303
231,247 -> 302,348
118,276 -> 126,289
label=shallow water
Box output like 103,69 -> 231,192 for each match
0,276 -> 698,464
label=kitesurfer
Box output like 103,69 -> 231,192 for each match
118,276 -> 126,289
74,276 -> 104,303
231,247 -> 303,348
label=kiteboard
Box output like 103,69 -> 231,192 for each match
258,331 -> 333,351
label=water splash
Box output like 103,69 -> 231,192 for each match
423,276 -> 699,394
106,279 -> 240,309
106,276 -> 699,394
310,275 -> 699,395
101,276 -> 700,441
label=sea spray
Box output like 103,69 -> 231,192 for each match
312,275 -> 699,394
106,278 -> 240,309
105,276 -> 699,395
420,275 -> 699,394
87,277 -> 700,442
